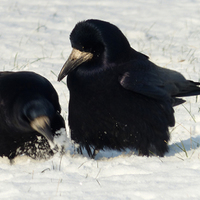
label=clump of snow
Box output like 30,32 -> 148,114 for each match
50,127 -> 69,155
0,0 -> 200,199
54,128 -> 68,146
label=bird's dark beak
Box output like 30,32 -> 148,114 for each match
30,116 -> 54,144
58,48 -> 93,81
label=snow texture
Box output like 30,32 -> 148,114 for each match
0,0 -> 200,199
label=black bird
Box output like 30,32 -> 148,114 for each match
58,19 -> 200,158
0,71 -> 66,161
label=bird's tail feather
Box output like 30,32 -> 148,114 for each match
174,81 -> 200,98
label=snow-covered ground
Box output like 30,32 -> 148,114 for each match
0,0 -> 200,199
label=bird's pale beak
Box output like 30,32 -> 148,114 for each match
30,116 -> 54,144
58,48 -> 93,81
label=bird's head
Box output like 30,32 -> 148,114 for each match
13,95 -> 56,144
58,19 -> 131,81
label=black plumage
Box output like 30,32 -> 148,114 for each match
58,19 -> 200,158
0,71 -> 66,161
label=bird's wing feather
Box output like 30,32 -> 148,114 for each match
119,59 -> 200,106
119,62 -> 170,101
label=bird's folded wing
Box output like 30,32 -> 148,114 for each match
119,69 -> 170,101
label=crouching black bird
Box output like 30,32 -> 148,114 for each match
0,71 -> 66,161
58,19 -> 200,158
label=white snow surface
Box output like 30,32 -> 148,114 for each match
0,0 -> 200,199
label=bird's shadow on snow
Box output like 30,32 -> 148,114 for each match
67,135 -> 200,160
166,135 -> 200,158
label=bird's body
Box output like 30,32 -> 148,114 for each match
58,19 -> 200,158
0,71 -> 66,160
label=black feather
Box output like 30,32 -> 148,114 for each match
58,19 -> 200,158
0,71 -> 66,161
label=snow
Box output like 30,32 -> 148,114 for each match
0,0 -> 200,199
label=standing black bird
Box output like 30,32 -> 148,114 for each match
0,71 -> 66,161
58,19 -> 200,158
